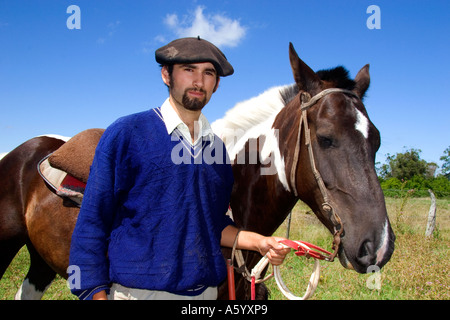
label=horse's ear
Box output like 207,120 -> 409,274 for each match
354,64 -> 370,99
289,43 -> 321,93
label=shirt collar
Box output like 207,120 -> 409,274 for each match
160,98 -> 215,145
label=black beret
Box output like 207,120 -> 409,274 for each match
155,37 -> 234,77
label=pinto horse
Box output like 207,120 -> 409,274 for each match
216,44 -> 395,299
0,43 -> 394,299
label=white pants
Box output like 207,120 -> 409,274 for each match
108,283 -> 218,300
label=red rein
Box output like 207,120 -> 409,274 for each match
227,259 -> 236,300
227,240 -> 332,300
279,239 -> 332,260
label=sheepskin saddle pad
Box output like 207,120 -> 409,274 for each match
49,128 -> 105,183
38,128 -> 104,205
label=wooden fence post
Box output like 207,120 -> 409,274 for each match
425,189 -> 436,237
285,211 -> 292,239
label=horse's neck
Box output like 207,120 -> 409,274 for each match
230,166 -> 297,236
242,107 -> 302,235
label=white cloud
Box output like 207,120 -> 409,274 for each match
165,14 -> 179,28
97,21 -> 121,44
163,6 -> 246,48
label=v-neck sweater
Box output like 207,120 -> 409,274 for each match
69,107 -> 234,299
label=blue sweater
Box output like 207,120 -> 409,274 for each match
69,108 -> 234,299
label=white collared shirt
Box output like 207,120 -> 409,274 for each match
160,98 -> 215,146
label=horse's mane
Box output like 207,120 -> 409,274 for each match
211,66 -> 354,147
211,83 -> 298,139
317,66 -> 356,91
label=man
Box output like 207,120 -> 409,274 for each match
69,37 -> 289,300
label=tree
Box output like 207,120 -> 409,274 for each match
385,148 -> 428,180
378,147 -> 450,198
426,162 -> 438,179
440,146 -> 450,179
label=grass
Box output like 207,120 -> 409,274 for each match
0,197 -> 448,300
0,247 -> 76,300
266,198 -> 450,300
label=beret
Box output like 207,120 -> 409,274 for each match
155,37 -> 234,77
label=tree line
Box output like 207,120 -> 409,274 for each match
376,146 -> 450,198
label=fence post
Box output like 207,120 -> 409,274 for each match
425,189 -> 436,237
286,211 -> 292,239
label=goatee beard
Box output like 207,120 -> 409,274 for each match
182,88 -> 207,111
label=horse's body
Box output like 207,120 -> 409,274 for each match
0,44 -> 394,299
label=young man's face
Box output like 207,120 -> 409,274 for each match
162,62 -> 220,112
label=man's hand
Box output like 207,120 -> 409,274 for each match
93,290 -> 108,300
256,236 -> 291,266
221,226 -> 291,265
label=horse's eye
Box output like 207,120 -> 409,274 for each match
317,135 -> 334,148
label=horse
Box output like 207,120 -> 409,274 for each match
216,43 -> 395,298
0,43 -> 395,300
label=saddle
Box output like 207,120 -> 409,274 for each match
38,128 -> 105,205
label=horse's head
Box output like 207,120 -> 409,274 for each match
282,43 -> 395,273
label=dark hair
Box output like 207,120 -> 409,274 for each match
162,64 -> 174,77
160,64 -> 174,91
316,66 -> 356,91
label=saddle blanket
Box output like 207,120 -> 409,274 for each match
38,155 -> 86,206
48,128 -> 104,183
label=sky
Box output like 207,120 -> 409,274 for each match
0,0 -> 449,171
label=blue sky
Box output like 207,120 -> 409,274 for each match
1,0 -> 449,171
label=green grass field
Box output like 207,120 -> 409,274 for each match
0,197 -> 448,300
267,197 -> 450,300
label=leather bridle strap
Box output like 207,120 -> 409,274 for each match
290,88 -> 359,196
289,88 -> 359,261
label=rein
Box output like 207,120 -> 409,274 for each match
226,217 -> 333,300
227,88 -> 360,300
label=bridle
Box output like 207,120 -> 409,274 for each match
289,88 -> 360,262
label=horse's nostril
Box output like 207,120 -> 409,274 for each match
356,240 -> 376,268
358,240 -> 369,257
